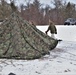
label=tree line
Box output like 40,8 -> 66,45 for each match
0,0 -> 76,25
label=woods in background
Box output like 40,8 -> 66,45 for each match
0,0 -> 76,25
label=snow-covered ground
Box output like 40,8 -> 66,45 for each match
0,25 -> 76,75
37,25 -> 76,41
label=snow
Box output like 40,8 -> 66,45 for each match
37,25 -> 76,41
0,25 -> 76,75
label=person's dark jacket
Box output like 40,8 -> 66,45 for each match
45,22 -> 57,34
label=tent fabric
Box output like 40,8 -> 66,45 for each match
0,13 -> 58,60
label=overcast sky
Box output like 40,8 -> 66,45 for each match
18,0 -> 76,5
6,0 -> 76,7
39,0 -> 76,5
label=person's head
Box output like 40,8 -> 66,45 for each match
29,21 -> 34,25
49,19 -> 53,25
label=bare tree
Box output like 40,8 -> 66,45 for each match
19,0 -> 76,25
65,2 -> 76,19
51,0 -> 66,24
44,5 -> 51,24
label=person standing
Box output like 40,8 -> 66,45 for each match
45,20 -> 57,39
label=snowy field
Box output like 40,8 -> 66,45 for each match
0,25 -> 76,75
37,25 -> 76,41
